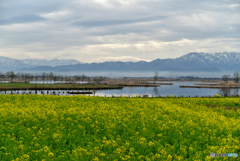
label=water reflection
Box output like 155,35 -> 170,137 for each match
217,88 -> 231,97
153,87 -> 160,97
92,81 -> 221,97
1,81 -> 240,97
233,88 -> 239,96
0,81 -> 88,84
217,88 -> 240,97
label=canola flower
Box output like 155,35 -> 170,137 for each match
0,95 -> 239,160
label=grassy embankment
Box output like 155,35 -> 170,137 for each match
0,83 -> 122,90
181,82 -> 240,89
0,95 -> 239,160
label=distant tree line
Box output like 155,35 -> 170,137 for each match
222,71 -> 240,83
0,71 -> 106,84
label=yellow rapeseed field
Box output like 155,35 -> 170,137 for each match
0,95 -> 239,160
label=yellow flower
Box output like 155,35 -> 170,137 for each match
148,141 -> 155,147
19,144 -> 24,149
155,153 -> 161,158
157,134 -> 162,137
100,153 -> 106,156
22,154 -> 29,159
93,157 -> 99,161
48,152 -> 54,157
205,156 -> 212,161
167,154 -> 172,161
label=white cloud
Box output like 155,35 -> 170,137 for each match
96,56 -> 150,62
228,3 -> 240,8
40,11 -> 71,19
175,12 -> 218,31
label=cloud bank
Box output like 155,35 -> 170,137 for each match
0,0 -> 239,62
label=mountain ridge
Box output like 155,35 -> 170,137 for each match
1,52 -> 240,72
0,56 -> 82,70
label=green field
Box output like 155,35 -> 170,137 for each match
0,95 -> 239,160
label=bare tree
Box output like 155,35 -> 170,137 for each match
6,71 -> 16,82
24,73 -> 31,83
218,88 -> 231,97
153,71 -> 159,84
53,75 -> 58,84
233,71 -> 240,83
87,77 -> 91,83
24,73 -> 28,83
93,76 -> 104,84
30,74 -> 34,82
102,76 -> 106,84
75,75 -> 80,84
42,72 -> 46,84
57,75 -> 61,83
81,74 -> 86,83
5,72 -> 10,82
46,73 -> 49,84
60,75 -> 64,83
21,72 -> 24,82
65,76 -> 69,83
0,72 -> 4,82
70,76 -> 74,83
222,74 -> 230,83
16,72 -> 21,82
49,72 -> 54,84
35,74 -> 39,84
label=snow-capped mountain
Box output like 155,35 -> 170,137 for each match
1,52 -> 240,72
176,52 -> 240,65
0,56 -> 30,70
22,59 -> 81,67
0,56 -> 82,71
148,52 -> 240,71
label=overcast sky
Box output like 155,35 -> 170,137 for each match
0,0 -> 239,63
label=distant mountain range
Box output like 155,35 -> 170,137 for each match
0,57 -> 81,71
0,52 -> 240,72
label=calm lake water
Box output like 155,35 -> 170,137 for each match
1,81 -> 239,97
93,81 -> 239,97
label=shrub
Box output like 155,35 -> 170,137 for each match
214,94 -> 221,98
